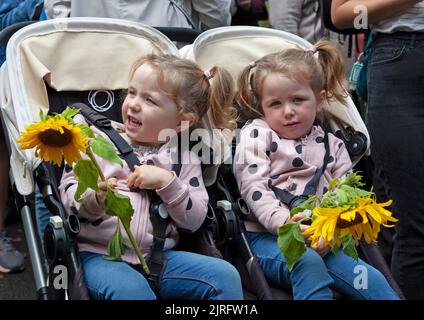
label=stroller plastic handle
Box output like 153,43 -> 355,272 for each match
0,21 -> 36,47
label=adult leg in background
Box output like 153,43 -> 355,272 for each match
367,33 -> 424,299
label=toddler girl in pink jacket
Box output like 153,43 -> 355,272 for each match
233,41 -> 399,300
60,54 -> 243,300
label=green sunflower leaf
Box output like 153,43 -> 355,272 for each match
104,223 -> 131,261
74,159 -> 100,202
39,108 -> 47,121
331,241 -> 340,256
328,178 -> 340,191
341,233 -> 358,261
78,124 -> 95,138
105,187 -> 134,229
335,188 -> 349,205
290,195 -> 317,216
62,107 -> 80,121
277,222 -> 306,271
92,135 -> 123,167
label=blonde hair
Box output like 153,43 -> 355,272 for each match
128,54 -> 237,131
237,39 -> 348,120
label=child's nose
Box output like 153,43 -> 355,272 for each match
283,105 -> 295,118
129,99 -> 141,112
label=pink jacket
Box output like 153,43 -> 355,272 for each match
59,117 -> 208,265
233,118 -> 352,235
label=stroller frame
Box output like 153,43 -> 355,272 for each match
0,20 -> 404,300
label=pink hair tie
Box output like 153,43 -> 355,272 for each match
204,69 -> 213,80
249,61 -> 256,68
306,46 -> 317,54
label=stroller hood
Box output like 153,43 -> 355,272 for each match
182,26 -> 370,165
0,18 -> 180,195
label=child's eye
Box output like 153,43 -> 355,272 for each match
293,98 -> 305,104
145,97 -> 157,105
269,101 -> 281,108
127,89 -> 136,96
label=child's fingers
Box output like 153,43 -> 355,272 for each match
98,181 -> 108,191
291,213 -> 307,222
108,177 -> 118,188
299,224 -> 309,233
127,172 -> 136,187
127,173 -> 144,188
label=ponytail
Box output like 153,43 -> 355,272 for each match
237,62 -> 263,119
315,40 -> 348,105
208,66 -> 237,131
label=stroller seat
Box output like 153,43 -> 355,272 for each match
0,17 -> 212,300
181,25 -> 403,300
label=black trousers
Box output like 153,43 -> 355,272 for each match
367,31 -> 424,299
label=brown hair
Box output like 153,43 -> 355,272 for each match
237,39 -> 348,120
128,54 -> 237,131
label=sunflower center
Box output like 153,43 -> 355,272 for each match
39,128 -> 72,147
336,213 -> 363,228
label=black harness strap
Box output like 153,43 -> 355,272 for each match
72,103 -> 176,292
272,132 -> 330,210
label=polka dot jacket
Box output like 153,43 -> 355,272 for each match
59,116 -> 209,265
233,118 -> 352,235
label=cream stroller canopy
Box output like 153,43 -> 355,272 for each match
0,18 -> 182,196
182,26 -> 370,165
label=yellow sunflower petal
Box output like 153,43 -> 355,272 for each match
18,115 -> 88,166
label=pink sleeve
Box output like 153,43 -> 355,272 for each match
156,149 -> 208,233
234,126 -> 290,235
331,137 -> 353,179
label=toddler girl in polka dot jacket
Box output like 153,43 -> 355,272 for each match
233,40 -> 399,300
59,54 -> 243,300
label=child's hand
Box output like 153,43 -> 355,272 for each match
96,177 -> 117,209
127,165 -> 174,190
311,236 -> 330,257
288,213 -> 310,232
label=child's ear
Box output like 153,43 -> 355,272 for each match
316,90 -> 326,112
175,112 -> 196,133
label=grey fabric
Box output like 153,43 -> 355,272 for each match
44,0 -> 232,30
0,229 -> 25,273
268,0 -> 327,43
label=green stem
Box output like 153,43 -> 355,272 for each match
86,147 -> 106,182
86,146 -> 150,275
121,221 -> 150,275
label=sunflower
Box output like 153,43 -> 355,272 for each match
303,197 -> 397,248
18,116 -> 88,166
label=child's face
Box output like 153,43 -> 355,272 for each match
122,64 -> 181,147
260,73 -> 323,140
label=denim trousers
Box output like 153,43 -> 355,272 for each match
247,232 -> 399,300
35,185 -> 51,249
80,250 -> 243,300
367,32 -> 424,299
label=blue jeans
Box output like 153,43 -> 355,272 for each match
367,32 -> 424,299
247,232 -> 399,300
80,250 -> 243,300
35,185 -> 52,249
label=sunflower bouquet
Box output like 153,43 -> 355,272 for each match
18,107 -> 150,275
277,171 -> 397,271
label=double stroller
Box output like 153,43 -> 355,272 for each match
0,18 -> 402,300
